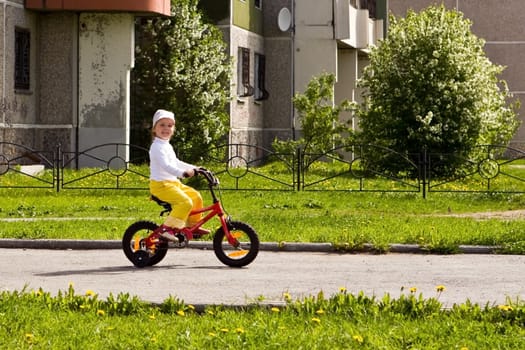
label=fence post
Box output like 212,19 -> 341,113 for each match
421,147 -> 427,199
55,144 -> 61,192
296,147 -> 302,191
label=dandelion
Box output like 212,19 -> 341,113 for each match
25,333 -> 34,342
497,304 -> 513,312
220,328 -> 229,333
187,304 -> 195,311
85,290 -> 96,297
177,310 -> 185,316
235,327 -> 245,334
460,347 -> 468,350
271,307 -> 280,313
97,309 -> 105,316
339,287 -> 347,293
316,309 -> 325,315
409,287 -> 417,293
149,314 -> 156,320
208,332 -> 216,337
283,292 -> 292,301
436,285 -> 446,292
353,334 -> 364,344
207,310 -> 215,316
311,317 -> 321,324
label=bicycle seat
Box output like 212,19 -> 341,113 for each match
150,195 -> 172,212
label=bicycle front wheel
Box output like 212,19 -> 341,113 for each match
213,220 -> 259,267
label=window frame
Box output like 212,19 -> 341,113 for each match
14,27 -> 31,91
237,47 -> 254,97
254,53 -> 269,101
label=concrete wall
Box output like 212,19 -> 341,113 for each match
389,0 -> 525,145
229,25 -> 265,147
1,0 -> 38,145
77,13 -> 134,166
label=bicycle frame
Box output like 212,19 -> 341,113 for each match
145,170 -> 239,248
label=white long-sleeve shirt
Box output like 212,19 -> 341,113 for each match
149,137 -> 195,181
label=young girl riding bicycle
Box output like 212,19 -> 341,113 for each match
149,109 -> 209,242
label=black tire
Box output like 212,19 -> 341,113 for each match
122,221 -> 168,267
213,221 -> 259,267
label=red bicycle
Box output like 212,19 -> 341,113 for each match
122,168 -> 259,268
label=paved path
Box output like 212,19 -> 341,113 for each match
0,248 -> 523,308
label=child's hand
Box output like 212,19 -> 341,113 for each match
183,169 -> 196,178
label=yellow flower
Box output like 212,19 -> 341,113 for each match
235,327 -> 245,334
283,292 -> 292,301
206,310 -> 215,316
97,309 -> 105,316
85,290 -> 96,297
353,335 -> 364,344
271,307 -> 280,313
25,333 -> 34,341
177,310 -> 185,316
460,347 -> 468,350
436,285 -> 446,292
339,287 -> 347,293
149,314 -> 156,320
208,332 -> 216,337
220,328 -> 229,333
316,309 -> 325,315
311,317 -> 321,324
187,304 -> 195,311
497,305 -> 513,312
409,287 -> 417,293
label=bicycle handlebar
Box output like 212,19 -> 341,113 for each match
195,167 -> 219,186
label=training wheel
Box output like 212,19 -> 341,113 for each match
133,250 -> 150,268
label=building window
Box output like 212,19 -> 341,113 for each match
237,47 -> 254,97
254,0 -> 262,10
254,53 -> 269,101
15,28 -> 30,90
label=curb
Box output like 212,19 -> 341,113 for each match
0,239 -> 501,254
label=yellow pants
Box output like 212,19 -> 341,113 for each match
149,180 -> 203,229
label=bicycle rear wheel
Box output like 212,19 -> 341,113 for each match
213,220 -> 259,267
122,221 -> 168,267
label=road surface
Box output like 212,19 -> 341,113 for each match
1,248 -> 523,308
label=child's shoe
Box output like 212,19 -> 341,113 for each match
156,225 -> 179,242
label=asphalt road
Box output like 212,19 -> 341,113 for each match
1,248 -> 523,308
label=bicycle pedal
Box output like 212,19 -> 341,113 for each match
172,234 -> 187,248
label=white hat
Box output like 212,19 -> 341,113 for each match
152,109 -> 175,126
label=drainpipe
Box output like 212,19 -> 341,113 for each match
74,13 -> 80,169
291,0 -> 296,140
2,2 -> 6,127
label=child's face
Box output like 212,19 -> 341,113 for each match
154,118 -> 175,140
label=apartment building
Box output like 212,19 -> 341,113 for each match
0,0 -> 169,165
201,0 -> 386,148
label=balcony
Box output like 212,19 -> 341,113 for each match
334,0 -> 383,49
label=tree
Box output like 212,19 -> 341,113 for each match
131,0 -> 231,162
273,73 -> 352,156
356,5 -> 519,177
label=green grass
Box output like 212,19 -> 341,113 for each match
1,186 -> 524,253
1,167 -> 525,347
1,286 -> 523,349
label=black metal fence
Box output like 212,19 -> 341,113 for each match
1,141 -> 525,197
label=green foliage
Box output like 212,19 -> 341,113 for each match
357,5 -> 520,177
132,0 -> 231,162
1,287 -> 523,348
273,73 -> 353,155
